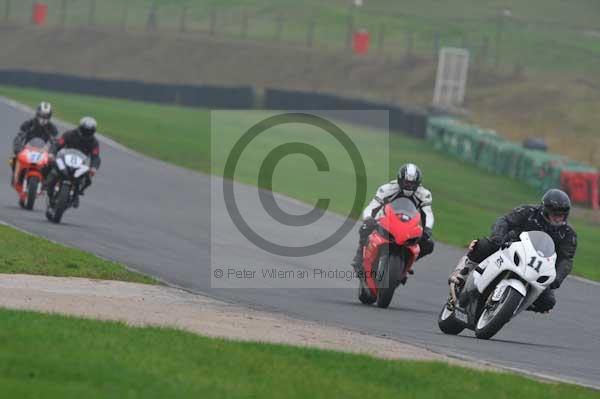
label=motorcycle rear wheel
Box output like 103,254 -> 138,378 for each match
437,304 -> 464,335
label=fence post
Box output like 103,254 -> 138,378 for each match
479,35 -> 489,67
60,0 -> 67,27
377,23 -> 385,55
179,6 -> 187,33
88,0 -> 96,26
4,0 -> 12,21
512,59 -> 524,78
345,7 -> 354,49
495,14 -> 504,67
146,3 -> 158,31
306,15 -> 316,48
433,32 -> 440,60
240,8 -> 248,38
274,11 -> 283,41
120,1 -> 129,31
209,7 -> 216,36
406,31 -> 414,57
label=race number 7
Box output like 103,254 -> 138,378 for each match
528,256 -> 542,272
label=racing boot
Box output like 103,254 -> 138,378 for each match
448,255 -> 479,287
45,174 -> 57,207
8,157 -> 15,186
351,244 -> 364,274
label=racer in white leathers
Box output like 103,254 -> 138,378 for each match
351,163 -> 435,272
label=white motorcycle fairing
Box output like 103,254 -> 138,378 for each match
472,231 -> 557,316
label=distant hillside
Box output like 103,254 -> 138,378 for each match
1,23 -> 599,166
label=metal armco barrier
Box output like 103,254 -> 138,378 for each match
0,70 -> 255,109
263,88 -> 428,138
0,70 -> 430,138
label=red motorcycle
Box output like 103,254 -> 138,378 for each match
358,197 -> 423,308
11,138 -> 50,210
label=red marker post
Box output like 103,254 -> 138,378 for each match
32,3 -> 48,26
353,29 -> 370,55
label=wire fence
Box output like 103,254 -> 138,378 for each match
3,0 -> 600,77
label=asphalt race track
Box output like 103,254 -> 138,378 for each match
1,100 -> 599,388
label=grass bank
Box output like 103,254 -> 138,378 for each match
0,223 -> 156,284
0,308 -> 597,398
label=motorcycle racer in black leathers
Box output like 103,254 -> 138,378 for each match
449,189 -> 577,313
46,116 -> 101,208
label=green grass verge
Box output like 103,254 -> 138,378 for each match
0,308 -> 597,398
0,223 -> 156,284
1,85 -> 598,282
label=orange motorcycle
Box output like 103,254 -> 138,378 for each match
11,137 -> 50,210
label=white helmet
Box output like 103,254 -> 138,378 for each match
78,116 -> 97,138
397,163 -> 422,196
36,102 -> 52,126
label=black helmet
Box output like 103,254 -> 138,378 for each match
397,163 -> 422,195
78,116 -> 97,138
36,102 -> 52,125
541,189 -> 571,226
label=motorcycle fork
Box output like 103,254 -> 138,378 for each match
467,271 -> 512,326
453,273 -> 482,327
52,180 -> 71,200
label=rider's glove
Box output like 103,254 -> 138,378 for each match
89,167 -> 97,177
549,279 -> 561,290
504,231 -> 519,243
359,218 -> 377,243
499,231 -> 519,249
490,234 -> 504,247
364,217 -> 377,229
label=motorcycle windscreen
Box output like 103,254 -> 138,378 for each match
526,231 -> 556,257
57,149 -> 90,167
25,137 -> 47,148
387,197 -> 419,219
380,197 -> 422,246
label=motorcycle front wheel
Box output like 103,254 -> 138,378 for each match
375,251 -> 404,309
475,286 -> 523,340
25,175 -> 39,210
47,184 -> 71,224
358,278 -> 376,305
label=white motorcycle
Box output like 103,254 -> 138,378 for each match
438,231 -> 556,339
45,149 -> 91,224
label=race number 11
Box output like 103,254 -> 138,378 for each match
528,256 -> 542,272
